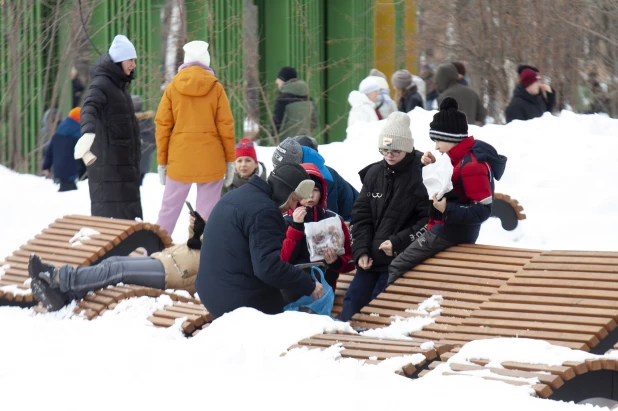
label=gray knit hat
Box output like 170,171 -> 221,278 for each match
378,112 -> 414,153
391,69 -> 413,90
369,68 -> 387,79
272,137 -> 303,169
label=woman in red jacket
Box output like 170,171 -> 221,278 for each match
281,163 -> 354,293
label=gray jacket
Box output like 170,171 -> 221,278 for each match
436,64 -> 487,125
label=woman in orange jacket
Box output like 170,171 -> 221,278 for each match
155,40 -> 235,235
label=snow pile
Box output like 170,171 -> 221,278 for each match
69,227 -> 101,247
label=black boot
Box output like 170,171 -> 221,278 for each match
30,278 -> 69,312
28,254 -> 68,311
28,254 -> 58,283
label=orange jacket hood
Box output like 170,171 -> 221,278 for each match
173,66 -> 218,97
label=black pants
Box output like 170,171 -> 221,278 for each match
388,231 -> 456,285
58,180 -> 77,192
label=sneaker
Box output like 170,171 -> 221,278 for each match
28,254 -> 58,285
30,278 -> 68,312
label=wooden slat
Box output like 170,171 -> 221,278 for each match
448,362 -> 564,389
497,285 -> 618,301
402,272 -> 505,287
488,293 -> 618,310
393,279 -> 497,295
409,264 -> 513,280
508,277 -> 618,291
438,333 -> 590,351
433,251 -> 530,266
385,285 -> 490,303
542,250 -> 618,258
471,309 -> 616,330
459,317 -> 607,338
515,270 -> 618,282
375,293 -> 481,310
446,245 -> 539,259
422,258 -> 522,273
531,255 -> 618,266
524,263 -> 618,274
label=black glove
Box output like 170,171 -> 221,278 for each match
192,211 -> 206,238
187,211 -> 206,250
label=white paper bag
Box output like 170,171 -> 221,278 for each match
304,216 -> 346,262
422,154 -> 454,200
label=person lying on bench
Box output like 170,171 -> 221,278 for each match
28,213 -> 205,312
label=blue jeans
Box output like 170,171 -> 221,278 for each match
339,268 -> 388,322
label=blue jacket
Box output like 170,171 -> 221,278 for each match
42,117 -> 84,181
301,146 -> 359,221
196,175 -> 316,319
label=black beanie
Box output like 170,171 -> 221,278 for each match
277,66 -> 297,82
429,97 -> 468,143
293,135 -> 319,152
267,162 -> 313,207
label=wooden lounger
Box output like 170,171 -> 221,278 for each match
0,215 -> 172,306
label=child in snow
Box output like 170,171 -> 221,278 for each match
281,163 -> 355,293
388,97 -> 507,284
28,213 -> 205,312
221,138 -> 267,195
339,112 -> 430,322
42,107 -> 85,192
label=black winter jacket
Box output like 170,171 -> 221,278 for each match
505,84 -> 556,123
196,175 -> 316,319
81,52 -> 142,219
398,85 -> 424,113
351,151 -> 429,272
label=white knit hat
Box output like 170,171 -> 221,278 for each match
358,77 -> 381,94
108,35 -> 137,63
378,112 -> 414,153
369,75 -> 389,91
183,40 -> 211,67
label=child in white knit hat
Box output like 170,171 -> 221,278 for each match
339,111 -> 429,322
347,77 -> 382,128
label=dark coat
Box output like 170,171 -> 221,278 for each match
428,137 -> 506,244
272,79 -> 318,139
398,85 -> 424,113
81,52 -> 142,220
42,117 -> 85,181
505,84 -> 556,123
351,151 -> 429,272
436,64 -> 487,125
325,166 -> 358,221
136,112 -> 156,176
196,175 -> 316,319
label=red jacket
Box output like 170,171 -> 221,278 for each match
428,136 -> 506,244
281,164 -> 355,275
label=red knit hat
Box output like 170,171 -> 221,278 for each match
235,138 -> 257,162
520,68 -> 541,88
68,107 -> 81,123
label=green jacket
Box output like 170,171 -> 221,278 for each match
272,79 -> 318,139
221,161 -> 267,196
436,64 -> 487,125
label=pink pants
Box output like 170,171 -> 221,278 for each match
156,177 -> 223,235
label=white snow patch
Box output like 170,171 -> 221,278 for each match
69,227 -> 101,244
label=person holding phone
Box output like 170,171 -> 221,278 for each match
28,212 -> 205,312
339,112 -> 429,322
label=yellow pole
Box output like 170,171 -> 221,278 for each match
373,0 -> 395,81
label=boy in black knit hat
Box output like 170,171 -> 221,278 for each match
388,97 -> 507,284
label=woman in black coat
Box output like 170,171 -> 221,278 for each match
75,35 -> 142,219
340,112 -> 429,322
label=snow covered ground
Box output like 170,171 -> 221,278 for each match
1,110 -> 617,410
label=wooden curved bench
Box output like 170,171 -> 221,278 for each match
431,250 -> 618,353
287,332 -> 453,376
423,348 -> 618,401
348,244 -> 540,333
0,215 -> 172,306
492,193 -> 526,231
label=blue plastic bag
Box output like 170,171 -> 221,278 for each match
284,267 -> 334,317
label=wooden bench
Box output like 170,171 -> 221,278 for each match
419,347 -> 618,401
287,332 -> 453,376
432,250 -> 618,353
0,215 -> 172,306
348,244 -> 541,335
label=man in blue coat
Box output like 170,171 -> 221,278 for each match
42,108 -> 85,192
272,136 -> 359,221
196,163 -> 324,319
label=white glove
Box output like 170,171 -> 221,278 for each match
74,133 -> 96,165
224,162 -> 235,187
158,165 -> 167,185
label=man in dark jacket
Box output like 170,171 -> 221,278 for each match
272,66 -> 318,139
339,112 -> 429,322
42,107 -> 85,192
505,67 -> 556,123
452,62 -> 469,86
196,163 -> 324,319
436,63 -> 487,125
388,98 -> 506,284
75,35 -> 142,220
272,136 -> 359,221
